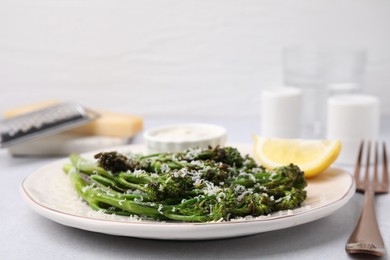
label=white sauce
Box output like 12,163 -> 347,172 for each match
144,124 -> 227,153
151,126 -> 217,142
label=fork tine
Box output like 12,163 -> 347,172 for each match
383,142 -> 389,191
354,141 -> 364,186
364,141 -> 371,187
373,142 -> 379,188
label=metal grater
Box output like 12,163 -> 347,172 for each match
0,102 -> 99,148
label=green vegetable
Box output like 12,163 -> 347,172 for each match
64,146 -> 307,222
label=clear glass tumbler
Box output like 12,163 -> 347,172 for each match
322,47 -> 366,96
283,45 -> 367,139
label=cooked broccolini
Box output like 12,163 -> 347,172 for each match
63,146 -> 307,222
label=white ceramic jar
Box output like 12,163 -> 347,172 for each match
327,94 -> 380,164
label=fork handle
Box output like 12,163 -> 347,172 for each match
345,190 -> 385,256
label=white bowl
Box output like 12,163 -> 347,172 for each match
143,123 -> 227,153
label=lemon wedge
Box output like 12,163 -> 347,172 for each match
253,135 -> 342,178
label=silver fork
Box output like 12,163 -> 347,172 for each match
345,141 -> 389,256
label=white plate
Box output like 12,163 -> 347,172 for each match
20,144 -> 355,240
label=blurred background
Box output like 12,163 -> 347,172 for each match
0,0 -> 389,118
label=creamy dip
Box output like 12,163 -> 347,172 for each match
144,123 -> 227,153
150,126 -> 219,142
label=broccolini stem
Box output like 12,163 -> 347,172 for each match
69,171 -> 165,219
70,153 -> 110,176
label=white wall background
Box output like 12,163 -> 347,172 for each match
0,0 -> 389,117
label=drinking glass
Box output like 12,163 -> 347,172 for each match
283,45 -> 367,139
322,47 -> 366,96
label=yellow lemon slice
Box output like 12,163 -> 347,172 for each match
253,135 -> 342,178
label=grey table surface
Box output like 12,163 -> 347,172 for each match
1,116 -> 389,260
